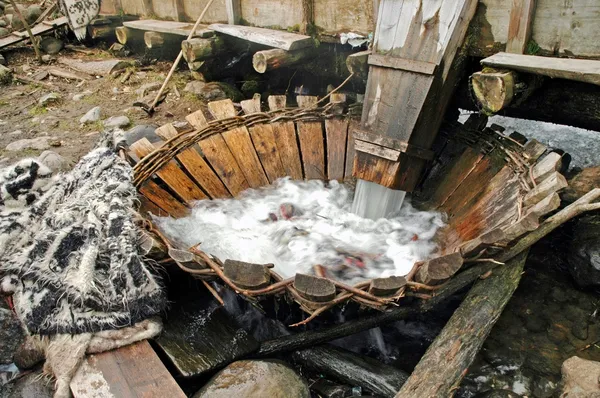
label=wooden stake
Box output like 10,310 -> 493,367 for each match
9,0 -> 42,63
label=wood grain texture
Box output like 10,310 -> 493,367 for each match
240,95 -> 261,114
225,0 -> 242,24
123,19 -> 214,37
324,118 -> 348,181
186,108 -> 210,129
344,120 -> 358,179
296,95 -> 319,108
138,180 -> 189,218
481,52 -> 600,86
222,126 -> 269,188
240,0 -> 303,30
155,124 -> 230,198
207,98 -> 237,119
71,341 -> 186,398
198,134 -> 250,196
313,0 -> 375,36
138,195 -> 164,217
506,0 -> 536,54
297,121 -> 326,180
268,95 -> 287,111
271,121 -> 304,180
209,24 -> 313,50
249,123 -> 287,183
130,138 -> 208,203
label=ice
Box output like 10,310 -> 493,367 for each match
155,178 -> 445,283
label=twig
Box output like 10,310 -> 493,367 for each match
202,280 -> 224,306
315,73 -> 354,107
15,75 -> 53,89
120,69 -> 134,84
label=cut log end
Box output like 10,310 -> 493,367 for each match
294,273 -> 336,302
223,259 -> 271,289
471,70 -> 515,113
369,276 -> 407,296
416,252 -> 464,285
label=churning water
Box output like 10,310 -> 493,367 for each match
155,178 -> 444,283
351,179 -> 407,220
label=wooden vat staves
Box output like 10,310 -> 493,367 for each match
129,96 -> 570,323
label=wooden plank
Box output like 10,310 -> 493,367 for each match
123,19 -> 213,37
506,0 -> 536,54
313,0 -> 375,37
155,124 -> 231,198
225,0 -> 242,24
354,139 -> 400,161
248,123 -> 287,183
481,52 -> 600,86
207,98 -> 236,119
209,24 -> 314,51
186,109 -> 210,129
368,53 -> 436,75
71,341 -> 186,398
198,135 -> 250,196
0,17 -> 68,50
297,95 -> 319,108
130,138 -> 208,203
137,195 -> 164,217
267,95 -> 287,111
271,121 -> 304,180
222,127 -> 269,188
240,95 -> 261,114
297,121 -> 325,180
344,120 -> 358,180
325,118 -> 348,181
138,181 -> 188,218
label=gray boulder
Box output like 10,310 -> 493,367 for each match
38,150 -> 70,172
568,214 -> 600,288
193,360 -> 309,398
39,36 -> 63,55
6,370 -> 53,398
104,115 -> 130,129
80,106 -> 101,124
6,136 -> 54,151
560,356 -> 600,398
23,5 -> 41,25
124,124 -> 160,146
0,63 -> 11,84
184,81 -> 206,96
192,81 -> 243,102
0,306 -> 24,364
38,92 -> 60,106
0,27 -> 8,37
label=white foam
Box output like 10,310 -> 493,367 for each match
154,178 -> 445,282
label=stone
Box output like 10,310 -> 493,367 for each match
41,54 -> 52,63
568,214 -> 600,288
104,115 -> 130,129
0,63 -> 11,85
531,377 -> 558,398
9,129 -> 22,136
571,320 -> 589,341
0,27 -> 8,37
0,20 -> 7,28
184,80 -> 206,95
0,306 -> 24,364
193,81 -> 243,102
72,90 -> 92,101
6,370 -> 54,398
13,336 -> 44,369
0,54 -> 5,66
39,36 -> 63,55
560,356 -> 600,398
9,14 -> 23,31
192,360 -> 310,398
80,106 -> 101,124
41,116 -> 59,128
6,136 -> 54,151
476,390 -> 522,398
38,92 -> 60,106
38,150 -> 70,172
124,124 -> 160,146
24,5 -> 41,24
562,166 -> 600,203
135,82 -> 161,96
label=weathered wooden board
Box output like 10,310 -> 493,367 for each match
71,341 -> 186,398
209,24 -> 313,50
180,0 -> 228,23
131,138 -> 207,204
58,58 -> 134,77
198,135 -> 250,196
470,0 -> 600,58
325,118 -> 349,181
123,19 -> 214,37
249,124 -> 287,183
207,98 -> 237,119
481,52 -> 600,86
155,124 -> 230,198
271,121 -> 304,180
344,120 -> 358,180
222,127 -> 270,188
313,0 -> 375,36
138,180 -> 189,218
297,121 -> 326,180
0,17 -> 68,50
240,0 -> 303,31
505,0 -> 536,54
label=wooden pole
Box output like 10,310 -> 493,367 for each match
146,0 -> 217,114
8,0 -> 42,63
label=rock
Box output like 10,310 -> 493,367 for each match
193,81 -> 243,102
41,116 -> 59,128
531,377 -> 557,398
39,37 -> 63,55
38,150 -> 70,172
6,136 -> 54,151
41,54 -> 52,63
6,370 -> 54,398
9,129 -> 22,136
184,80 -> 206,95
24,5 -> 41,24
562,167 -> 600,203
560,356 -> 600,398
241,80 -> 260,97
9,15 -> 23,31
13,336 -> 44,369
0,306 -> 24,364
124,106 -> 148,117
571,320 -> 589,341
0,63 -> 11,85
476,390 -> 522,398
135,82 -> 161,96
0,27 -> 8,37
72,90 -> 92,101
104,115 -> 130,129
0,20 -> 7,28
0,54 -> 5,66
38,92 -> 60,106
192,360 -> 310,398
124,124 -> 160,146
80,106 -> 101,124
568,214 -> 600,288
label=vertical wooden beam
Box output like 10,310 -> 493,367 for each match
301,0 -> 314,34
506,0 -> 536,54
174,0 -> 187,22
225,0 -> 241,25
141,0 -> 154,18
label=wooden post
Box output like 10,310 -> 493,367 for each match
225,0 -> 241,24
252,48 -> 316,73
506,0 -> 536,54
471,70 -> 515,113
115,27 -> 144,46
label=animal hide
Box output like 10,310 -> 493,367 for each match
58,0 -> 100,40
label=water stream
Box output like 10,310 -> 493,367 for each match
350,179 -> 407,220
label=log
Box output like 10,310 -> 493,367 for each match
293,345 -> 409,398
181,37 -> 225,63
523,171 -> 568,206
223,259 -> 271,289
58,58 -> 135,77
532,152 -> 563,184
522,139 -> 547,163
369,276 -> 407,296
87,25 -> 115,40
471,70 -> 515,113
252,48 -> 317,74
415,252 -> 464,285
395,251 -> 529,398
115,26 -> 144,46
293,273 -> 336,302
